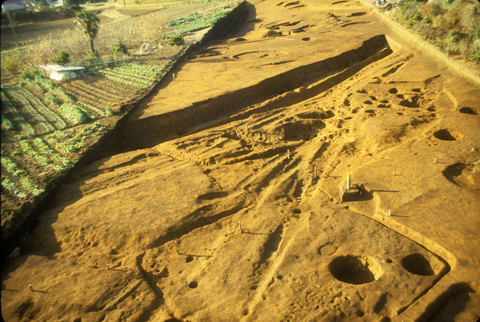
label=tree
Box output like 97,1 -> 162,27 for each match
75,10 -> 100,53
111,41 -> 128,60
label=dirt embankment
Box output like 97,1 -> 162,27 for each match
2,0 -> 480,321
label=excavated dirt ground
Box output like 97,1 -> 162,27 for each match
2,0 -> 480,321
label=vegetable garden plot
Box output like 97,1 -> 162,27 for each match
93,64 -> 166,89
89,78 -> 139,99
3,87 -> 56,135
62,84 -> 113,107
1,92 -> 36,136
61,78 -> 135,110
1,123 -> 108,200
1,151 -> 43,198
73,80 -> 126,102
14,86 -> 69,130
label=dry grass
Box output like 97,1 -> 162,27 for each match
1,10 -> 168,74
396,0 -> 480,64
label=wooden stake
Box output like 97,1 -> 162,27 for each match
238,221 -> 243,234
107,264 -> 110,270
173,73 -> 176,81
434,158 -> 437,163
28,284 -> 33,291
346,173 -> 351,189
314,166 -> 317,178
175,241 -> 180,255
287,149 -> 290,159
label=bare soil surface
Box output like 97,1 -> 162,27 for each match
2,0 -> 480,321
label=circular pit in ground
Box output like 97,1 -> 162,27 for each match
401,253 -> 435,276
459,107 -> 477,115
433,129 -> 463,141
328,255 -> 380,285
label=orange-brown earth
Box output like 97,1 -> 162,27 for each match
2,0 -> 480,321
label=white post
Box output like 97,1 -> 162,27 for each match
107,264 -> 110,270
246,123 -> 248,135
346,174 -> 351,189
175,241 -> 180,255
314,166 -> 317,178
287,149 -> 290,159
238,221 -> 243,233
434,158 -> 437,163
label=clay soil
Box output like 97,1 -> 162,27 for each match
2,0 -> 480,321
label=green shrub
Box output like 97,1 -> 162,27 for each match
169,34 -> 185,46
2,55 -> 24,74
55,51 -> 71,65
1,113 -> 14,131
45,93 -> 59,105
469,49 -> 480,64
413,11 -> 423,21
20,69 -> 35,81
111,41 -> 128,60
106,106 -> 114,116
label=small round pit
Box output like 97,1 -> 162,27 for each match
433,129 -> 463,141
401,253 -> 435,276
329,255 -> 380,285
459,107 -> 477,115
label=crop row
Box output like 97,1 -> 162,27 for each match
1,153 -> 25,176
15,86 -> 69,129
169,6 -> 234,34
58,103 -> 89,126
117,64 -> 165,76
103,68 -> 157,83
77,101 -> 106,117
72,81 -> 124,101
100,70 -> 155,87
1,91 -> 36,135
2,122 -> 108,199
3,88 -> 56,134
1,176 -> 27,198
1,152 -> 43,197
34,138 -> 73,166
93,71 -> 150,89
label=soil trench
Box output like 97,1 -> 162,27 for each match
2,0 -> 480,321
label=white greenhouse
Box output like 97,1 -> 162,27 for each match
39,65 -> 86,81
